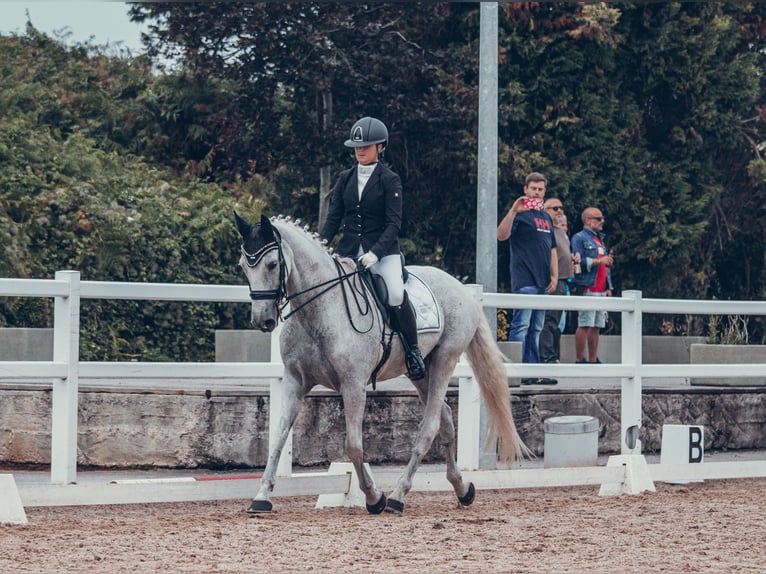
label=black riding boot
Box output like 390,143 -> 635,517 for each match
391,292 -> 426,380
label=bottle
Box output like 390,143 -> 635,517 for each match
573,259 -> 581,275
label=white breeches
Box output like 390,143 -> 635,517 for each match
359,249 -> 404,307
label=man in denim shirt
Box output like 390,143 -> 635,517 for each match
497,172 -> 558,382
571,207 -> 614,363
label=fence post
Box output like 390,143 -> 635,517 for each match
457,284 -> 496,470
51,271 -> 80,484
620,290 -> 643,455
269,322 -> 293,476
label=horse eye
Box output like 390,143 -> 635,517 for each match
267,261 -> 278,271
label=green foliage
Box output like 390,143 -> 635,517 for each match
0,31 -> 249,360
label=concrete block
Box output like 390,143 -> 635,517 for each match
559,335 -> 705,365
642,336 -> 705,364
560,335 -> 621,363
0,474 -> 27,525
215,330 -> 271,362
0,328 -> 53,361
496,341 -> 522,386
689,344 -> 766,386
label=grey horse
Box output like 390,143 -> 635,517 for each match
236,213 -> 527,514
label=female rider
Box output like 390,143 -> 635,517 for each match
319,117 -> 426,380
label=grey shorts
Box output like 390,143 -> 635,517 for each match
578,291 -> 608,328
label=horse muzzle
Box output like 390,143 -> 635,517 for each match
253,318 -> 277,333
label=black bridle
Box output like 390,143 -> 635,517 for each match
240,229 -> 373,328
240,229 -> 287,303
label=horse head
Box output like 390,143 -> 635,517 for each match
235,212 -> 286,332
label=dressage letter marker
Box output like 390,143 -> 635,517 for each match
660,424 -> 705,484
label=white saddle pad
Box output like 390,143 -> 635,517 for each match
405,271 -> 442,333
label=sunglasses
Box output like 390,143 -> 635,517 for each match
589,216 -> 605,221
549,206 -> 564,212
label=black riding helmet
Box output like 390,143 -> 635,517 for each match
344,116 -> 388,150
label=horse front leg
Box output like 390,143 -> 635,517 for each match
248,375 -> 307,513
341,382 -> 386,514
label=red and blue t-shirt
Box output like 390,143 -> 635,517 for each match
508,209 -> 557,292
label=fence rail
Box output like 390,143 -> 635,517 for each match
2,272 -> 765,484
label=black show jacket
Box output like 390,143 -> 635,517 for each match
320,163 -> 403,259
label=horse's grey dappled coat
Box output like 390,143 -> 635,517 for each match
236,213 -> 528,514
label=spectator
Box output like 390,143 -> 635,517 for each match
539,200 -> 580,375
571,207 -> 614,364
497,172 -> 558,385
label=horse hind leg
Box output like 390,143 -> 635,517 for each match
438,401 -> 476,507
385,358 -> 455,513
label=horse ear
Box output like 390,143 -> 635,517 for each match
234,211 -> 251,238
260,214 -> 276,242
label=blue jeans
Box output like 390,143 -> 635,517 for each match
508,286 -> 546,363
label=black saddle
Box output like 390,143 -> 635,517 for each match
359,254 -> 409,321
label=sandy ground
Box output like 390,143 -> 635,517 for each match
1,478 -> 764,574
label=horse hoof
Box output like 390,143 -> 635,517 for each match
247,499 -> 273,513
457,482 -> 476,507
385,497 -> 405,514
366,493 -> 387,515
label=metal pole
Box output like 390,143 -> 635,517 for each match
476,2 -> 498,334
475,2 -> 499,469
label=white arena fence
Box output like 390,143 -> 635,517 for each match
1,271 -> 766,518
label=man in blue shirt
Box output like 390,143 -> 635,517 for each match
571,207 -> 614,363
497,172 -> 558,384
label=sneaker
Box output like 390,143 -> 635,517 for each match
521,377 -> 558,385
537,378 -> 558,385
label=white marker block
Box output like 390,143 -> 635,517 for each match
0,474 -> 28,525
660,424 -> 704,484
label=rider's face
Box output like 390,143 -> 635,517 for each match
354,144 -> 381,165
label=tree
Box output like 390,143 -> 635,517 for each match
0,30 -> 249,360
130,2 -> 480,265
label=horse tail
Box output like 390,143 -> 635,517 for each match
465,313 -> 531,464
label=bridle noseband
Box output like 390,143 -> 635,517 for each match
241,228 -> 287,304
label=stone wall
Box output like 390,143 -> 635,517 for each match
1,385 -> 764,469
1,329 -> 764,469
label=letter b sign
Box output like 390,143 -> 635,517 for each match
660,425 -> 705,465
688,426 -> 703,463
